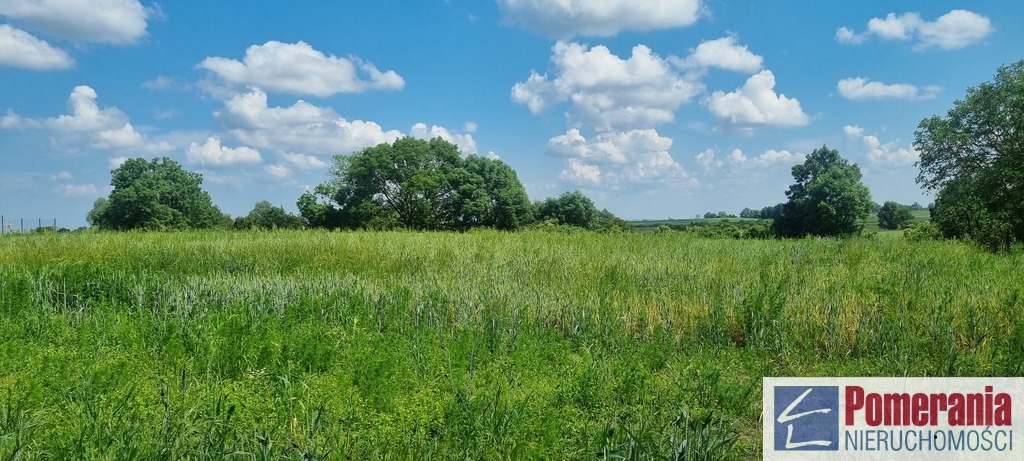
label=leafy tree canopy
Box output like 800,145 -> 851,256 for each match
739,208 -> 760,219
88,157 -> 229,230
915,60 -> 1024,250
234,200 -> 304,230
299,137 -> 534,231
535,191 -> 600,229
877,200 -> 914,230
774,145 -> 873,237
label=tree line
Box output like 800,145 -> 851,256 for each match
86,138 -> 629,233
84,142 -> 878,238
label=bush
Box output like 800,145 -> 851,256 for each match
903,222 -> 942,241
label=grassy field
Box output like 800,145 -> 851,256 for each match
1,229 -> 1021,459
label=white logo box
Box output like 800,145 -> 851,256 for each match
763,377 -> 1024,460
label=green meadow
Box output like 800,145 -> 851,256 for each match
1,230 -> 1022,459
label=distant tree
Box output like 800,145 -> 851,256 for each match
235,200 -> 304,230
877,201 -> 914,230
703,212 -> 716,219
682,219 -> 774,239
759,203 -> 785,220
299,137 -> 533,231
775,145 -> 873,237
86,197 -> 108,227
297,184 -> 348,229
915,60 -> 1024,250
89,157 -> 229,230
535,191 -> 599,229
739,207 -> 760,219
595,209 -> 634,232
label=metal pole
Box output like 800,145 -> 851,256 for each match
1,214 -> 3,235
21,218 -> 23,233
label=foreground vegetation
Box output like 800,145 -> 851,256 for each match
1,230 -> 1022,459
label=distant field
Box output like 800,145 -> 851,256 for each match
631,209 -> 931,235
861,209 -> 931,235
630,217 -> 761,231
1,227 -> 1018,459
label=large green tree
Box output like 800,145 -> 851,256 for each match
299,137 -> 534,231
915,60 -> 1024,250
534,190 -> 599,229
774,145 -> 873,237
458,155 -> 535,230
89,157 -> 229,230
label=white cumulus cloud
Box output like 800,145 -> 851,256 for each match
215,88 -> 403,155
216,88 -> 337,130
92,122 -> 145,150
512,41 -> 701,131
837,77 -> 940,101
265,164 -> 292,179
547,128 -> 695,188
1,85 -> 173,153
107,156 -> 129,169
410,122 -> 477,155
0,0 -> 150,44
676,36 -> 763,73
837,9 -> 992,50
835,27 -> 864,45
186,136 -> 262,167
54,183 -> 99,197
46,85 -> 126,131
726,148 -> 804,169
511,71 -> 566,114
561,158 -> 602,185
694,148 -> 804,173
844,125 -> 918,167
707,70 -> 809,128
0,24 -> 73,70
49,170 -> 72,181
281,153 -> 328,170
497,0 -> 702,37
199,41 -> 405,97
215,88 -> 475,158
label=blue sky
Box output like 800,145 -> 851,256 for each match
1,0 -> 1022,228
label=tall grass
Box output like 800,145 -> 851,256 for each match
0,230 -> 1022,458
